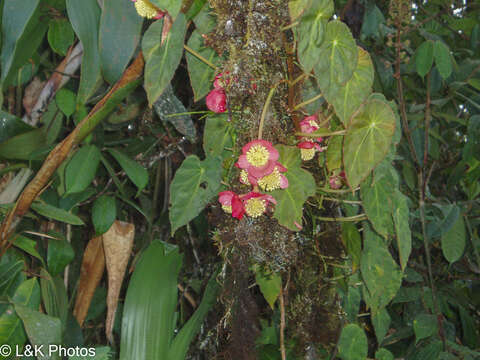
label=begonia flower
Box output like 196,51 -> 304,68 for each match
131,0 -> 164,19
297,115 -> 324,161
206,88 -> 227,113
242,192 -> 276,218
236,140 -> 279,178
218,191 -> 245,219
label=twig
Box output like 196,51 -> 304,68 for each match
293,93 -> 323,111
320,197 -> 362,205
184,44 -> 218,70
259,83 -> 282,139
315,214 -> 367,222
295,130 -> 346,137
178,283 -> 197,308
279,286 -> 286,360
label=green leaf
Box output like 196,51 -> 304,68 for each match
47,18 -> 74,56
433,41 -> 452,80
99,0 -> 143,84
427,204 -> 460,238
325,47 -> 374,126
168,271 -> 219,360
0,278 -> 40,355
186,30 -> 219,101
203,114 -> 233,158
341,223 -> 361,271
343,99 -> 396,189
0,0 -> 47,88
326,134 -> 343,171
153,84 -> 196,142
441,215 -> 466,263
191,2 -> 216,33
47,237 -> 75,277
254,267 -> 282,309
297,0 -> 333,73
289,0 -> 312,21
314,20 -> 358,90
66,0 -> 102,105
0,110 -> 34,143
361,228 -> 402,315
142,15 -> 187,106
0,128 -> 46,160
39,268 -> 69,327
415,40 -> 434,78
169,155 -> 222,235
69,347 -> 111,360
360,168 -> 396,238
372,307 -> 391,345
92,195 -> 116,235
119,241 -> 183,360
15,304 -> 62,360
393,191 -> 411,270
31,201 -> 85,225
65,145 -> 101,195
56,88 -> 76,117
151,0 -> 182,20
338,324 -> 368,360
271,146 -> 316,231
13,235 -> 44,264
108,148 -> 149,192
375,348 -> 394,360
0,259 -> 24,296
413,314 -> 438,343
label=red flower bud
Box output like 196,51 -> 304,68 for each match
206,88 -> 226,113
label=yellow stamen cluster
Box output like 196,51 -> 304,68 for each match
245,198 -> 266,218
300,148 -> 316,161
258,167 -> 282,191
221,205 -> 232,214
308,119 -> 319,128
246,145 -> 269,167
134,0 -> 160,19
240,170 -> 249,185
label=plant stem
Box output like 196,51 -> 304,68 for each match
295,130 -> 346,137
293,92 -> 323,111
315,214 -> 367,222
321,197 -> 362,204
279,286 -> 286,360
184,44 -> 218,70
258,84 -> 279,139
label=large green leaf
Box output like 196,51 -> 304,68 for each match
186,30 -> 220,101
15,304 -> 62,360
271,146 -> 316,231
338,324 -> 368,360
142,15 -> 187,106
326,47 -> 374,126
254,267 -> 282,310
441,215 -> 466,263
360,165 -> 397,238
47,236 -> 75,277
0,111 -> 34,143
415,40 -> 434,78
99,0 -> 143,84
326,134 -> 343,171
108,148 -> 149,193
169,155 -> 222,235
297,0 -> 333,73
433,41 -> 452,80
375,349 -> 394,360
168,271 -> 220,360
153,84 -> 196,142
202,114 -> 233,158
66,0 -> 102,105
119,241 -> 182,360
343,99 -> 396,189
151,0 -> 182,20
341,222 -> 361,271
65,145 -> 101,195
393,191 -> 411,270
47,18 -> 74,56
0,128 -> 46,160
0,278 -> 40,357
92,195 -> 116,235
31,202 -> 85,225
372,307 -> 391,345
361,228 -> 402,315
413,314 -> 438,343
314,20 -> 358,90
0,0 -> 47,88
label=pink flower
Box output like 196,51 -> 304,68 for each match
218,191 -> 245,219
241,192 -> 276,218
329,175 -> 343,189
297,141 -> 323,161
213,72 -> 229,89
206,88 -> 226,113
300,115 -> 319,133
236,140 -> 279,178
298,115 -> 325,161
257,165 -> 288,191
